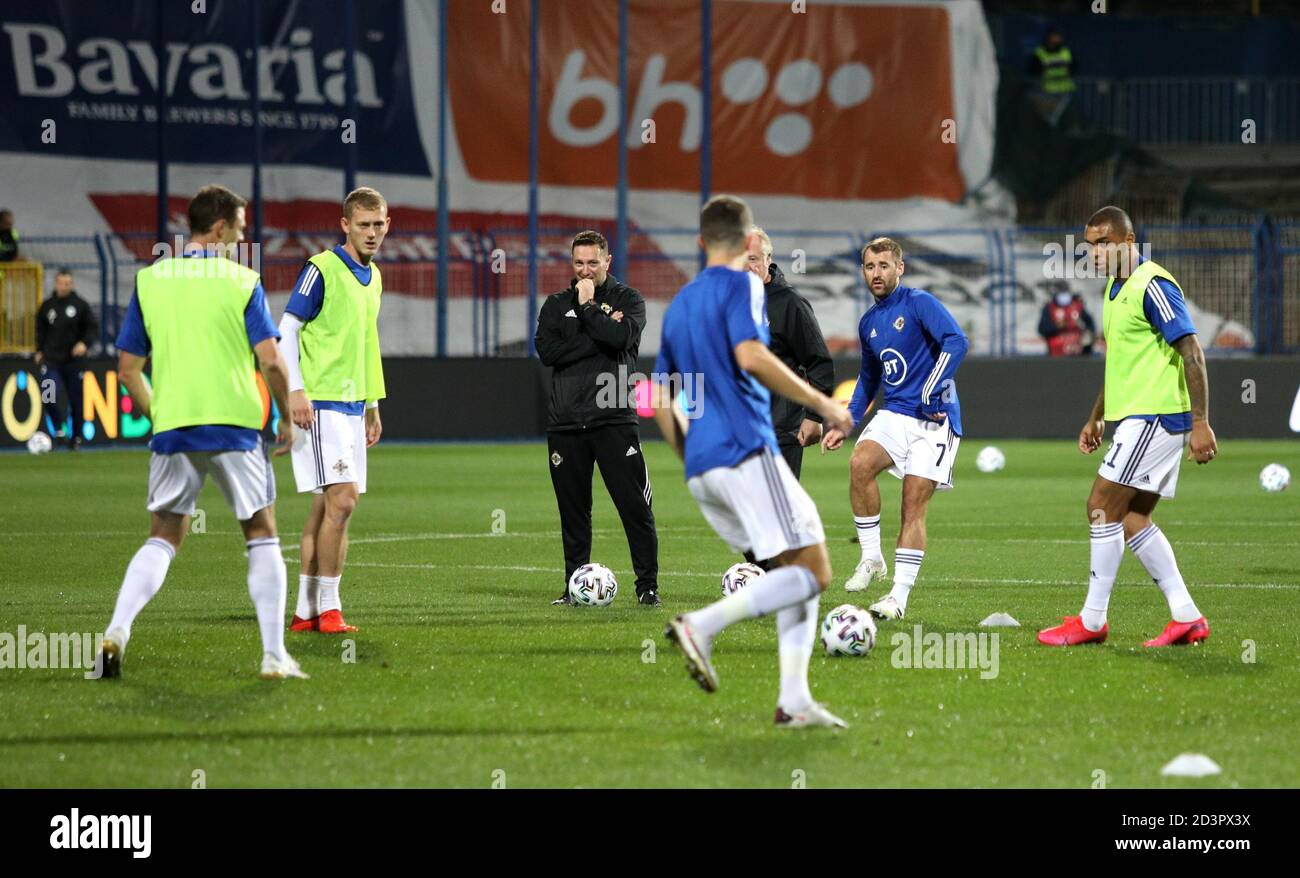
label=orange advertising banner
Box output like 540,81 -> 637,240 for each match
449,0 -> 962,201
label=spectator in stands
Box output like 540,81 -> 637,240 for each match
0,209 -> 18,261
1038,289 -> 1096,357
34,268 -> 99,449
1027,27 -> 1076,128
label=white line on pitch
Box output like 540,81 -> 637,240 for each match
334,560 -> 1299,590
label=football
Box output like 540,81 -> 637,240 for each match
976,446 -> 1005,473
567,563 -> 618,607
1259,463 -> 1291,493
820,603 -> 877,657
721,561 -> 764,596
26,432 -> 53,455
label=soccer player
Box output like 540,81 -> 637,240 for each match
744,227 -> 834,480
280,187 -> 388,634
655,195 -> 854,728
1039,206 -> 1217,647
820,237 -> 969,621
98,185 -> 303,680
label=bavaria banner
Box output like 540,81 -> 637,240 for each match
0,0 -> 425,173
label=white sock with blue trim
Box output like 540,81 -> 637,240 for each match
107,537 -> 176,649
1081,522 -> 1125,631
247,537 -> 288,660
687,565 -> 820,639
855,515 -> 882,562
890,549 -> 924,607
1128,524 -> 1200,623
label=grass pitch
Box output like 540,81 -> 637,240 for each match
1,439 -> 1297,788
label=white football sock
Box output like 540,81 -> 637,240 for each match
855,515 -> 882,562
247,538 -> 288,660
890,548 -> 924,606
294,574 -> 320,619
776,594 -> 819,713
1128,525 -> 1201,623
318,575 -> 342,613
107,537 -> 175,649
1081,522 -> 1125,631
687,565 -> 820,639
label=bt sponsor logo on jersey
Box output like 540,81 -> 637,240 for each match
880,348 -> 908,387
447,2 -> 960,200
3,23 -> 383,106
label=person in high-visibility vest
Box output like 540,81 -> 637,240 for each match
278,187 -> 388,634
1039,205 -> 1218,649
98,184 -> 303,681
1029,28 -> 1076,97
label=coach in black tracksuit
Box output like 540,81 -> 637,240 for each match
34,268 -> 98,449
535,230 -> 660,607
747,230 -> 834,479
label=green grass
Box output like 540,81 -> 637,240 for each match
1,439 -> 1297,788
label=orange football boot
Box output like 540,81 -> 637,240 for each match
1144,617 -> 1210,647
1037,616 -> 1108,646
318,609 -> 358,634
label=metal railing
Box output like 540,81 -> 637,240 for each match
9,220 -> 1299,359
1074,77 -> 1300,145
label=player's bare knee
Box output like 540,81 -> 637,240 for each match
325,489 -> 358,522
149,513 -> 187,551
1123,513 -> 1150,540
1085,492 -> 1113,523
850,448 -> 876,483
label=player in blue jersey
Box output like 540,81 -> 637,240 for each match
821,237 -> 969,620
654,195 -> 854,729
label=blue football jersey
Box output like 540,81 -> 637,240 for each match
848,285 -> 969,435
654,266 -> 779,479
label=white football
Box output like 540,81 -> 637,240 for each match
976,446 -> 1005,473
1259,463 -> 1291,493
26,431 -> 53,455
721,561 -> 764,596
820,603 -> 877,657
567,563 -> 618,607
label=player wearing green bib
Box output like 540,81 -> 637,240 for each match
1040,206 -> 1218,649
98,185 -> 304,681
279,187 -> 388,635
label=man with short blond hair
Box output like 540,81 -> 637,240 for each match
280,186 -> 389,634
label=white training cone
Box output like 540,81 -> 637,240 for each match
1161,753 -> 1221,778
979,612 -> 1020,627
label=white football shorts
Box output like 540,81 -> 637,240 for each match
147,440 -> 276,522
856,409 -> 961,490
1098,416 -> 1187,498
687,446 -> 826,563
291,407 -> 368,494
